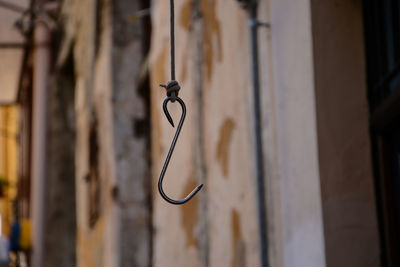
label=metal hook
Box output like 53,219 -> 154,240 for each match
158,96 -> 204,205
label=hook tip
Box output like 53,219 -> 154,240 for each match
191,184 -> 204,195
168,118 -> 175,128
163,101 -> 175,127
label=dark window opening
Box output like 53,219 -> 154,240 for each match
364,0 -> 400,266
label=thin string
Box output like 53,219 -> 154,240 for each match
160,0 -> 180,101
170,0 -> 175,80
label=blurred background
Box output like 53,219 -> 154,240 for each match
0,0 -> 398,267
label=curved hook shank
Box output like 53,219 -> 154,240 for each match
158,96 -> 204,205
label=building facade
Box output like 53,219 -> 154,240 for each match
2,0 -> 399,267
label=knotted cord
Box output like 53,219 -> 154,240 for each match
160,0 -> 181,102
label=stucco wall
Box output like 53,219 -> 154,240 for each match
150,1 -> 262,267
266,0 -> 327,266
150,0 -> 330,266
42,0 -> 382,266
57,0 -> 152,266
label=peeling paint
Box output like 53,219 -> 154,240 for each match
151,45 -> 167,167
179,0 -> 192,30
152,46 -> 168,87
201,0 -> 222,81
151,107 -> 162,203
179,1 -> 191,83
77,218 -> 105,267
216,118 -> 235,177
231,209 -> 246,267
180,50 -> 188,83
181,178 -> 199,248
151,96 -> 163,155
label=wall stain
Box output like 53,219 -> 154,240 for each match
152,46 -> 167,87
231,209 -> 246,267
179,1 -> 191,83
151,46 -> 167,148
179,0 -> 192,30
181,177 -> 199,248
78,218 -> 105,267
151,46 -> 167,200
180,50 -> 188,83
201,0 -> 222,81
216,118 -> 235,177
152,108 -> 161,203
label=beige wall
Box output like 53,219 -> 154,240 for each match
264,0 -> 327,266
151,0 -> 381,266
44,0 -> 382,266
151,1 -> 261,267
151,0 -> 327,266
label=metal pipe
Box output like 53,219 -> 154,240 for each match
31,15 -> 50,267
248,1 -> 269,267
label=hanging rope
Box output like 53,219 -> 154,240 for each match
169,0 -> 175,80
159,0 -> 181,102
157,0 -> 203,205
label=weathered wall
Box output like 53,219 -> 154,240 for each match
112,0 -> 152,266
42,0 -> 382,266
150,0 -> 330,266
151,1 -> 262,267
54,0 -> 152,266
265,0 -> 327,266
311,0 -> 381,266
44,53 -> 76,267
53,1 -> 111,266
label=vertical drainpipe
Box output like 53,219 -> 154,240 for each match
31,12 -> 51,267
248,0 -> 269,266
